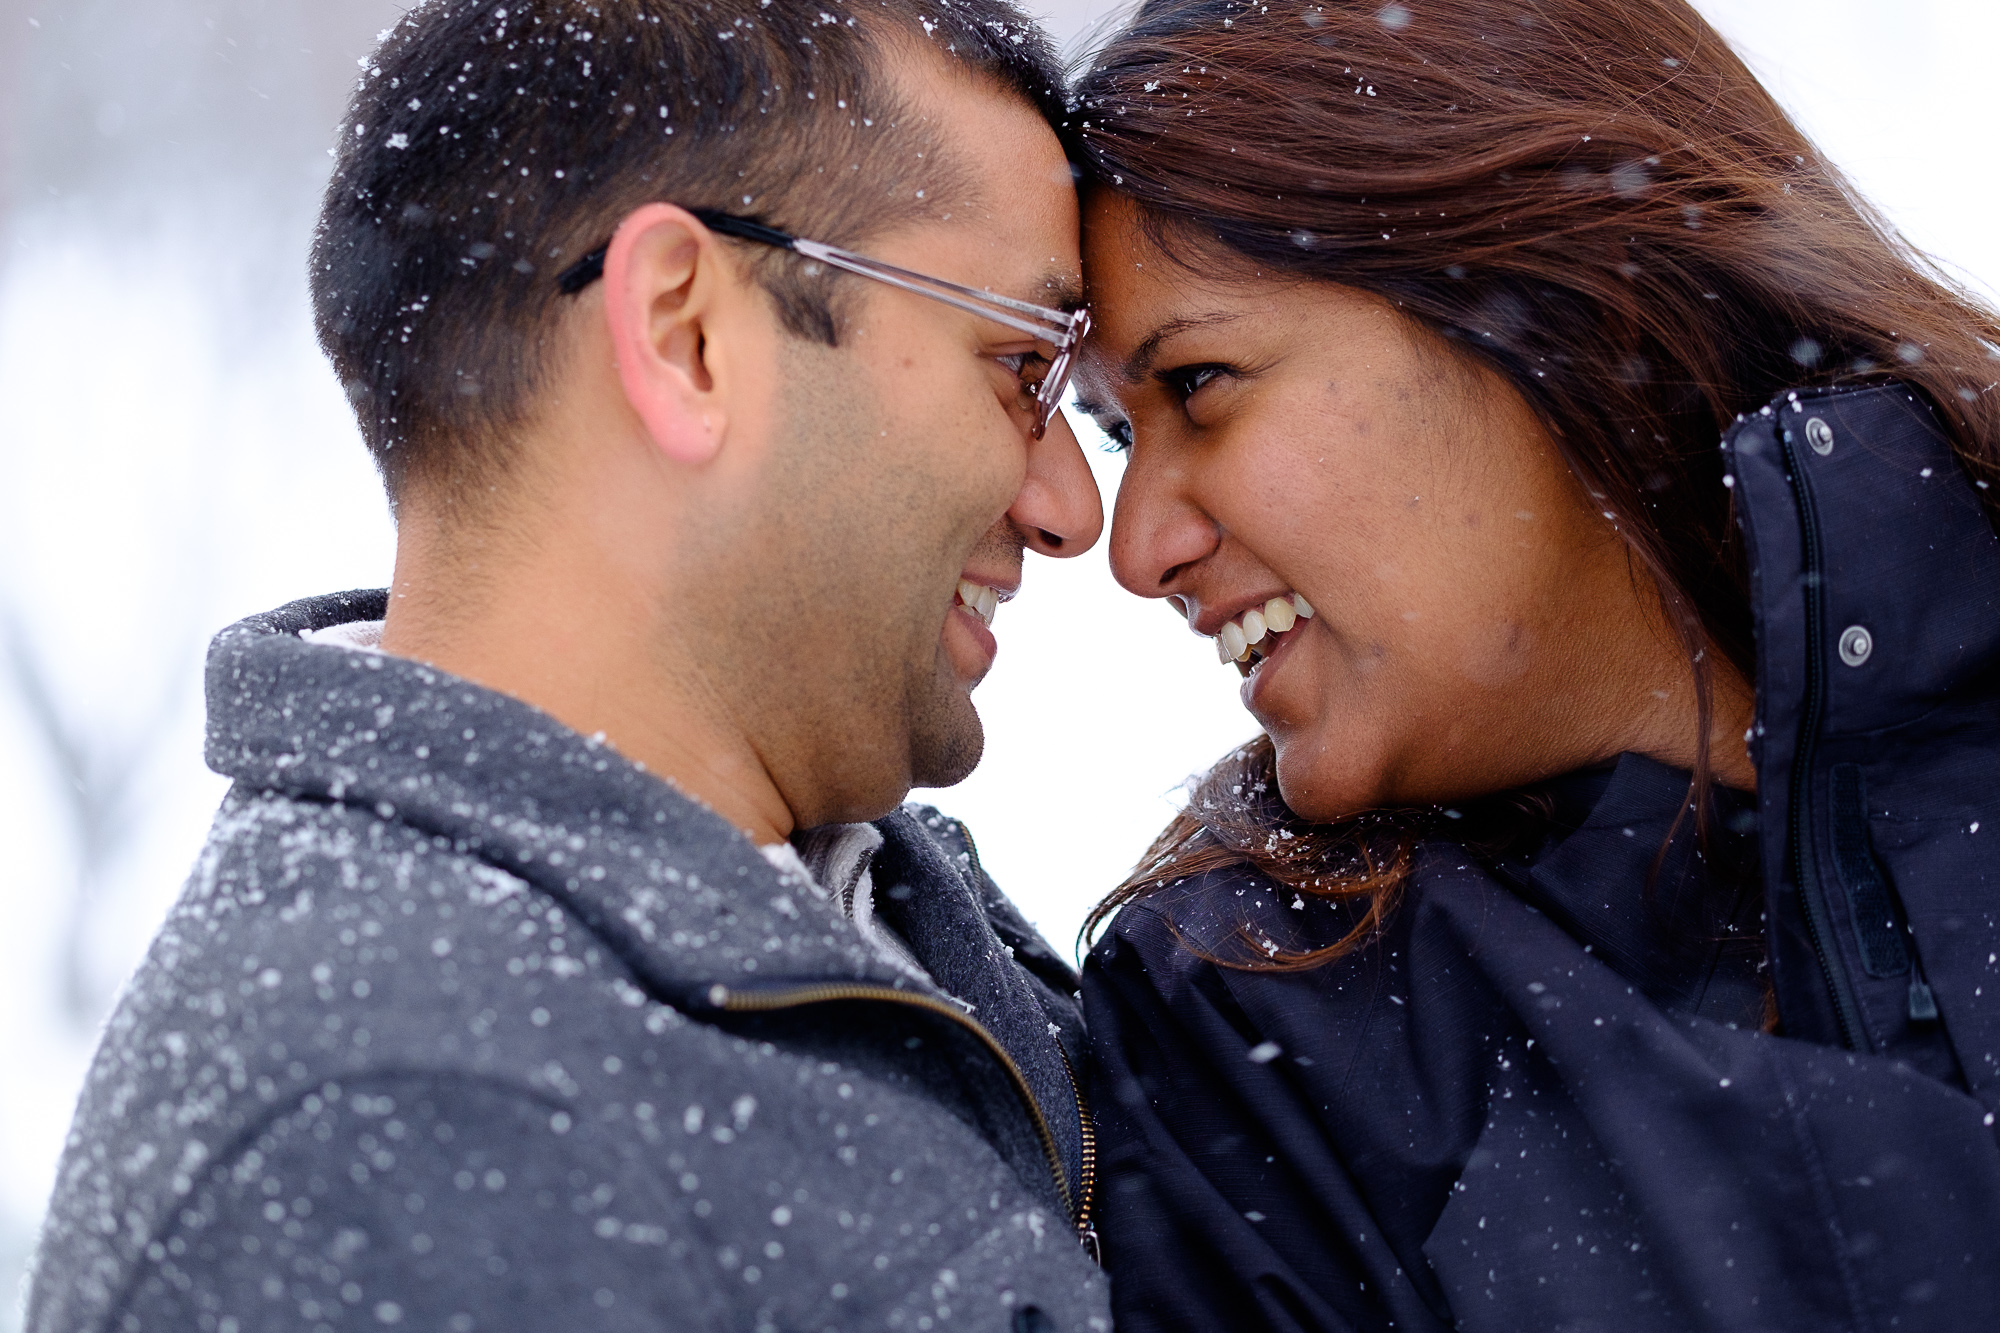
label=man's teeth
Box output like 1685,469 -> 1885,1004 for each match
1213,594 -> 1313,670
957,579 -> 1000,628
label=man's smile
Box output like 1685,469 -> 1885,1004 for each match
942,571 -> 1017,685
953,576 -> 1011,628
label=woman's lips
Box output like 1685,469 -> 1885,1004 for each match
1240,611 -> 1308,712
1212,592 -> 1316,673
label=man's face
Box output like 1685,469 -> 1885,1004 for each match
711,56 -> 1097,827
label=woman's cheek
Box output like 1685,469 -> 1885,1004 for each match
1456,618 -> 1537,687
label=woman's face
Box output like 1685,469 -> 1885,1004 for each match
1076,193 -> 1732,819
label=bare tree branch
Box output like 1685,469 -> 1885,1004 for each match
0,606 -> 190,1026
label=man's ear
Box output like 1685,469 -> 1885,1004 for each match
602,203 -> 730,466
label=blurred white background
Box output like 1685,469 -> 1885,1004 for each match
1,0 -> 1994,1322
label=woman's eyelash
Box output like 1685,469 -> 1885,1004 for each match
1162,363 -> 1231,399
1092,363 -> 1235,453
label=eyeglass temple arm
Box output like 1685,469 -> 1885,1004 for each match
560,210 -> 1085,346
556,212 -> 801,296
794,242 -> 1080,343
692,208 -> 1080,341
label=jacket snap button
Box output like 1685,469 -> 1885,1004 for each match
1806,416 -> 1835,455
1838,624 -> 1873,667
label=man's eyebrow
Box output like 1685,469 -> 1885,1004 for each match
1122,313 -> 1242,383
1034,269 -> 1084,314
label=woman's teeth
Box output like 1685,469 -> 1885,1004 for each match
956,579 -> 1000,628
1215,593 -> 1314,672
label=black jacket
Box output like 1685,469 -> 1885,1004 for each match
1082,384 -> 2000,1332
29,592 -> 1108,1332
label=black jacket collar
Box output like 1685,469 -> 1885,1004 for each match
1497,753 -> 1764,1028
1728,383 -> 2000,1087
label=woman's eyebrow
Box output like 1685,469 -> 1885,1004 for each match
1121,313 -> 1242,383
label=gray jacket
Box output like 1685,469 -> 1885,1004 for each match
27,591 -> 1108,1332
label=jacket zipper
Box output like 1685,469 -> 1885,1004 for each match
1054,1039 -> 1101,1264
953,817 -> 991,901
951,816 -> 1099,1259
1780,424 -> 1866,1050
714,981 -> 1098,1254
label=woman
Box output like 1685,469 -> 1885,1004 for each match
1066,2 -> 2000,1330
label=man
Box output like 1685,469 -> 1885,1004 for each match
27,2 -> 1109,1329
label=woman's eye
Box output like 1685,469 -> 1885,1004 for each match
1097,418 -> 1135,454
1165,364 -> 1229,400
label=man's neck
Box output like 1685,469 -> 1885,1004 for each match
377,497 -> 798,847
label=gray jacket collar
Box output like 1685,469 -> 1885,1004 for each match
205,589 -> 942,1011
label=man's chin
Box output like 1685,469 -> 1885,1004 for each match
908,692 -> 985,790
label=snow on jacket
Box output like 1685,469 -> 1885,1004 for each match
1082,383 -> 2000,1332
27,591 -> 1108,1333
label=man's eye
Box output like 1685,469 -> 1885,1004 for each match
995,349 -> 1053,386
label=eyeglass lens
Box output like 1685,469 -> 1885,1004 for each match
1032,308 -> 1090,439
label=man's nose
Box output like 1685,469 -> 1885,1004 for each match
1010,407 -> 1104,558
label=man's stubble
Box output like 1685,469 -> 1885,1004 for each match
715,332 -> 993,826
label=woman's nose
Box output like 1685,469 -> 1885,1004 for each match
1109,445 -> 1216,598
1010,407 -> 1105,558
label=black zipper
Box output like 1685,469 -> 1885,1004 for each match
952,815 -> 1100,1261
1054,1040 -> 1101,1265
953,817 -> 990,899
1779,421 -> 1866,1051
948,808 -> 1096,1256
713,981 -> 1098,1254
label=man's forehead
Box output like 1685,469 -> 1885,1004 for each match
890,57 -> 1074,199
888,196 -> 1079,310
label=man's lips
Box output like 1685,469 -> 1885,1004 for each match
952,568 -> 1017,624
945,574 -> 1015,676
953,578 -> 1005,628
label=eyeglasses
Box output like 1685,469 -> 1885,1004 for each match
557,209 -> 1089,440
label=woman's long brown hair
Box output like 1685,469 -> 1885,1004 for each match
1072,0 -> 2000,965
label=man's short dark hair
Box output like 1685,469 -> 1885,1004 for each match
311,0 -> 1064,504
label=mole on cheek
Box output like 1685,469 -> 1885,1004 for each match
1463,511 -> 1482,528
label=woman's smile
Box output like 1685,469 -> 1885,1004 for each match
1075,191 -> 1744,818
1236,594 -> 1313,708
